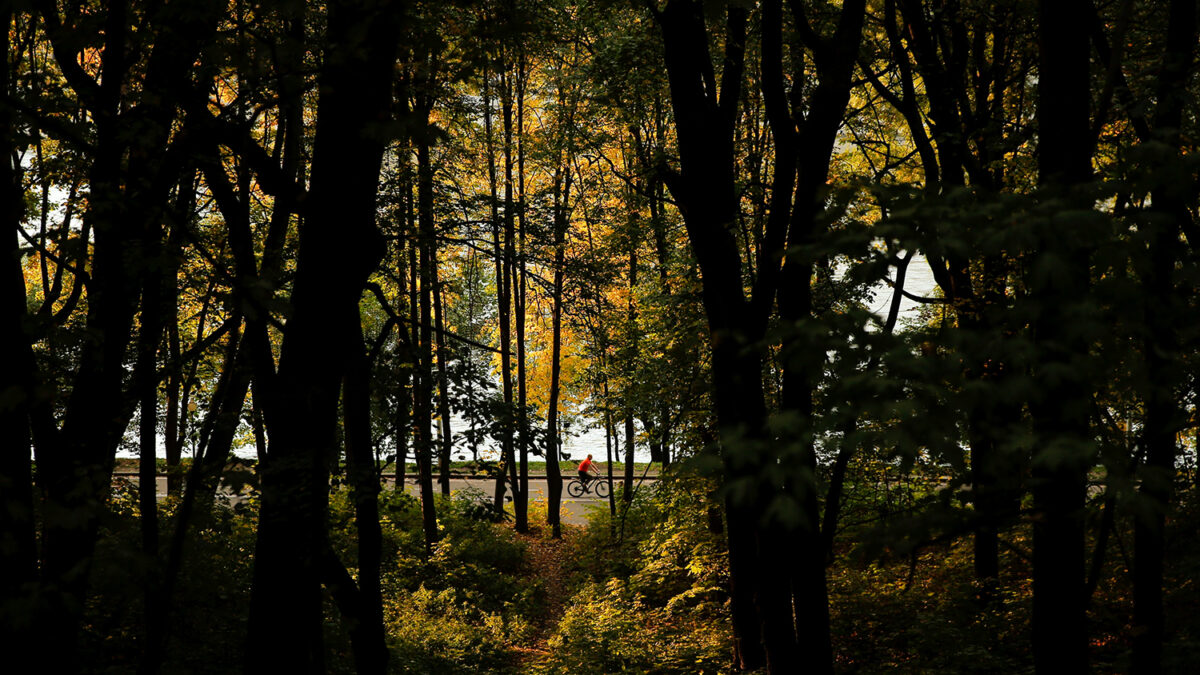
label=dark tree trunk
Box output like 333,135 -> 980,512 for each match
1030,1 -> 1093,672
394,151 -> 416,490
151,29 -> 305,659
160,173 -> 192,501
1132,2 -> 1196,671
135,215 -> 167,675
655,1 -> 864,670
546,259 -> 565,539
604,403 -> 617,518
636,96 -> 674,469
482,66 -> 516,515
774,0 -> 864,670
433,264 -> 453,497
164,284 -> 184,497
545,83 -> 576,537
623,411 -> 635,503
0,7 -> 38,646
656,4 -> 767,669
246,0 -> 400,668
504,61 -> 529,533
343,323 -> 389,675
415,134 -> 439,552
546,151 -> 570,539
515,50 -> 531,531
622,124 -> 641,502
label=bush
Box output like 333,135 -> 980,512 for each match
386,585 -> 530,673
538,473 -> 731,673
84,482 -> 543,672
538,578 -> 728,674
375,487 -> 540,670
81,483 -> 258,673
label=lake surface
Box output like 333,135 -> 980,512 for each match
123,257 -> 938,465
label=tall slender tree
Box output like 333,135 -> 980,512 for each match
246,0 -> 402,669
1029,1 -> 1094,671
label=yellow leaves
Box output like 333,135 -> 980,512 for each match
77,47 -> 103,79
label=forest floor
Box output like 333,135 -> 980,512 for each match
512,526 -> 581,668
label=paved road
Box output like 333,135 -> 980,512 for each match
391,477 -> 617,525
115,474 -> 654,526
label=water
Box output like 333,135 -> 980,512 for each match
125,257 -> 938,465
867,254 -> 937,325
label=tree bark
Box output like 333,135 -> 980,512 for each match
0,6 -> 38,647
394,147 -> 416,489
1030,1 -> 1094,671
134,206 -> 167,675
343,322 -> 389,675
887,0 -> 1027,585
515,48 -> 531,531
1132,2 -> 1196,671
433,263 -> 454,497
546,139 -> 571,539
246,0 -> 400,668
656,3 -> 767,669
655,1 -> 865,670
483,65 -> 517,515
415,133 -> 439,552
504,58 -> 530,532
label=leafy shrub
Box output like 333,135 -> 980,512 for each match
82,481 -> 545,672
386,585 -> 529,673
81,483 -> 258,673
538,473 -> 731,673
374,488 -> 539,670
538,578 -> 728,674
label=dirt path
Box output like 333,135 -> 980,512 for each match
512,527 -> 580,667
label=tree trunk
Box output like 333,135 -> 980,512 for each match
624,238 -> 637,503
433,264 -> 453,497
656,2 -> 765,668
605,405 -> 617,518
546,165 -> 568,540
1132,2 -> 1196,671
246,0 -> 399,668
343,322 -> 389,675
887,0 -> 1027,585
162,174 -> 192,499
1030,2 -> 1093,672
415,133 -> 439,552
394,161 -> 416,489
164,300 -> 184,497
504,61 -> 529,533
135,221 -> 167,674
623,411 -> 635,503
0,7 -> 37,645
515,49 -> 531,532
773,1 -> 863,670
483,65 -> 516,514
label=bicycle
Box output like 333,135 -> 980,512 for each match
566,474 -> 610,499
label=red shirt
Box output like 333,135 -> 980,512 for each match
578,458 -> 593,473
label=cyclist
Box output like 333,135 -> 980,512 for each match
577,454 -> 598,489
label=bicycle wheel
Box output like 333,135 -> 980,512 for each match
567,479 -> 585,498
594,479 -> 610,499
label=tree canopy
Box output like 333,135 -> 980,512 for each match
2,0 -> 1199,672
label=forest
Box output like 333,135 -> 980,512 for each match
2,0 -> 1199,672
